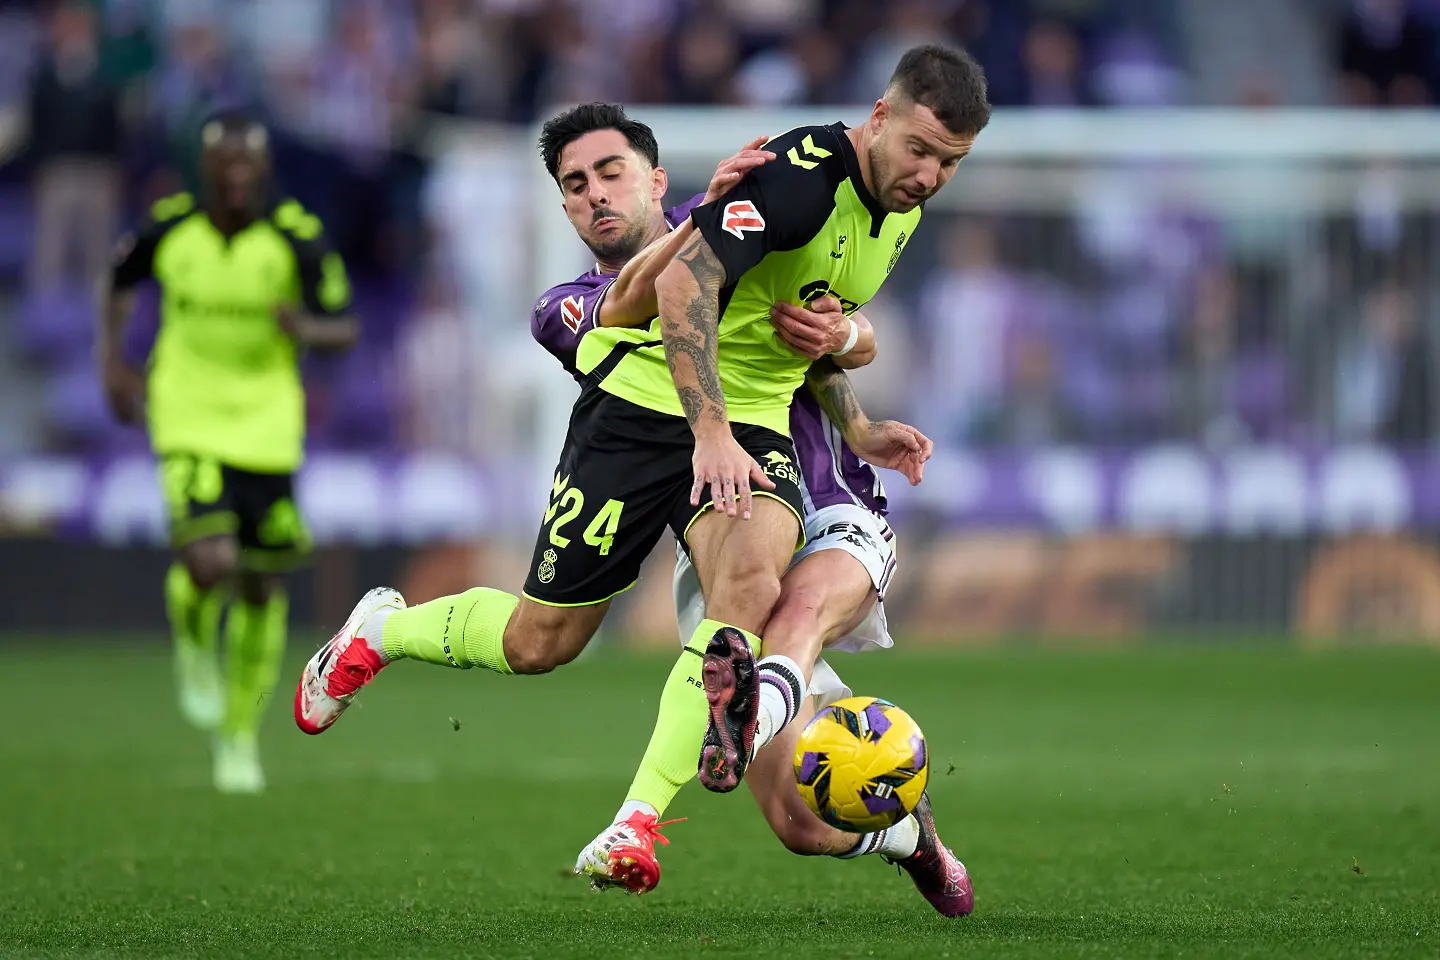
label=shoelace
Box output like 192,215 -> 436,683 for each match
622,815 -> 687,850
327,658 -> 375,699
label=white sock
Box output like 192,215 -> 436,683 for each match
754,654 -> 805,751
879,813 -> 920,859
359,607 -> 396,662
834,814 -> 920,860
613,799 -> 658,825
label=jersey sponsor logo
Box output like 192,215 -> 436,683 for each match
830,235 -> 847,260
721,201 -> 766,239
821,521 -> 877,548
798,280 -> 859,315
561,295 -> 585,333
762,451 -> 800,485
787,134 -> 833,171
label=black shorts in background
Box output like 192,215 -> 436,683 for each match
158,453 -> 311,570
522,387 -> 805,607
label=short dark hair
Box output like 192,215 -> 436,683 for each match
887,44 -> 991,137
538,102 -> 660,182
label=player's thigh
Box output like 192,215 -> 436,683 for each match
746,697 -> 853,856
762,547 -> 876,672
227,466 -> 311,576
159,453 -> 241,588
683,496 -> 798,631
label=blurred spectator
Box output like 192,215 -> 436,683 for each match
24,1 -> 121,290
914,220 -> 1025,444
1090,24 -> 1185,106
1334,281 -> 1435,444
972,331 -> 1080,447
668,14 -> 741,104
1177,265 -> 1290,448
1020,19 -> 1091,106
1337,0 -> 1436,106
854,0 -> 953,102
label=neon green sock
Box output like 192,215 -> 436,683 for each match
223,589 -> 288,737
165,563 -> 223,656
624,618 -> 760,815
380,587 -> 518,674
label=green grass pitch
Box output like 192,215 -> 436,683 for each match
1,640 -> 1438,958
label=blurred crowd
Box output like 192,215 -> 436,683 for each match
1,0 -> 1438,463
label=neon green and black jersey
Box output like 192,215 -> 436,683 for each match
575,122 -> 921,437
111,193 -> 352,473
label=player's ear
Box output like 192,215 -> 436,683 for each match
871,97 -> 890,131
650,164 -> 668,201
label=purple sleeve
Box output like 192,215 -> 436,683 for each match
663,193 -> 707,228
531,277 -> 616,382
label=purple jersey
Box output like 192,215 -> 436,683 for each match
530,194 -> 887,517
531,197 -> 704,382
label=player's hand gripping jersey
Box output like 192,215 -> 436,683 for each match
111,193 -> 353,473
573,124 -> 922,438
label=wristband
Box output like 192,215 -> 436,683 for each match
832,317 -> 860,357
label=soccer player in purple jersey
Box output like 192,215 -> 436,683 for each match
529,104 -> 970,915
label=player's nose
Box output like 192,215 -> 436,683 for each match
914,159 -> 939,190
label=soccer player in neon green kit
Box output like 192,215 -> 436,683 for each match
98,113 -> 357,792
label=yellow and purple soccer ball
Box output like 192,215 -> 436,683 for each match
792,696 -> 929,833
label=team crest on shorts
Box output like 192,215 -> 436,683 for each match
537,548 -> 558,584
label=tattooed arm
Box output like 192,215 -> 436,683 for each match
655,231 -> 775,515
806,357 -> 934,486
655,231 -> 729,430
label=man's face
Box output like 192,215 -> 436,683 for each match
556,129 -> 665,262
866,98 -> 974,214
202,125 -> 269,214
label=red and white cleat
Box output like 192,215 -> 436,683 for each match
573,812 -> 685,895
889,794 -> 974,917
294,587 -> 405,735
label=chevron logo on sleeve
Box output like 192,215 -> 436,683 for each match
787,134 -> 833,170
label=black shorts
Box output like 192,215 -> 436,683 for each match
522,387 -> 805,606
158,453 -> 312,570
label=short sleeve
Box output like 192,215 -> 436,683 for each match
688,133 -> 839,285
532,278 -> 616,380
273,200 -> 352,316
110,220 -> 168,290
293,237 -> 352,317
111,192 -> 194,290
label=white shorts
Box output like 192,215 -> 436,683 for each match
672,503 -> 897,709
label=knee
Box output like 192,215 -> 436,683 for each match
710,564 -> 782,627
770,812 -> 834,856
237,572 -> 278,606
504,619 -> 588,675
765,583 -> 827,641
183,539 -> 237,592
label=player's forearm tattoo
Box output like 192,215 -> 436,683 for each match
806,356 -> 864,430
660,233 -> 728,427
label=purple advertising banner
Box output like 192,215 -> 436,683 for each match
1,445 -> 1438,545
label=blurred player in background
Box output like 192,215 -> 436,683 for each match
527,103 -> 969,916
98,113 -> 357,793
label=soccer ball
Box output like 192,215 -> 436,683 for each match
792,696 -> 929,833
